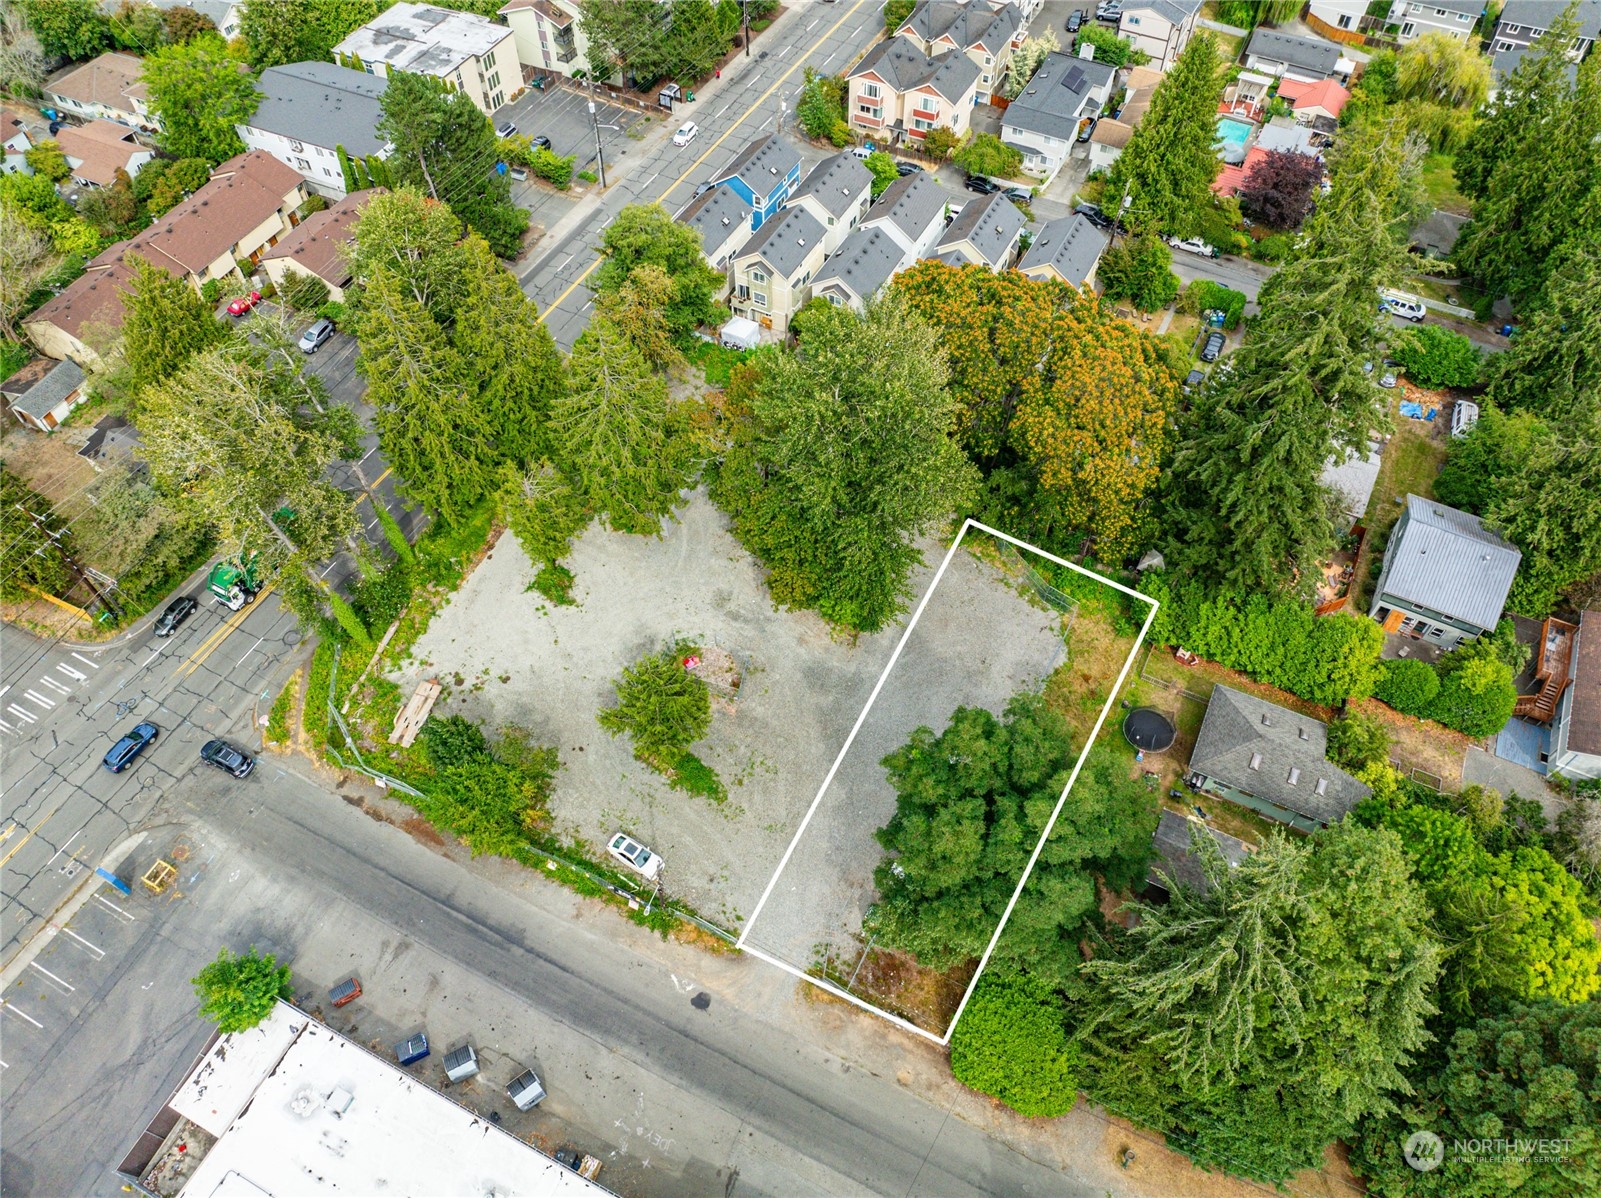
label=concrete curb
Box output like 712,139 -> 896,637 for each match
0,831 -> 148,989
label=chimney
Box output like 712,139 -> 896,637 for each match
1079,43 -> 1095,61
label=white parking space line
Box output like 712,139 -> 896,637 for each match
56,664 -> 88,682
71,652 -> 100,669
23,690 -> 55,709
39,676 -> 71,695
0,1000 -> 43,1029
59,927 -> 105,960
29,962 -> 74,993
0,719 -> 15,735
0,684 -> 9,698
141,648 -> 162,668
8,705 -> 37,724
95,893 -> 136,922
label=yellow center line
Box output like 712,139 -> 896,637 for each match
171,586 -> 275,681
0,809 -> 56,869
540,0 -> 871,322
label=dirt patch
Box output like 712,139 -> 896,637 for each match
1349,696 -> 1469,791
669,921 -> 738,955
400,815 -> 449,850
838,946 -> 974,1034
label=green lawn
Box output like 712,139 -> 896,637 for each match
1352,400 -> 1450,608
684,339 -> 752,388
1419,152 -> 1472,216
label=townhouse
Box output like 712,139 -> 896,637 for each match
932,191 -> 1025,269
237,61 -> 390,199
1016,213 -> 1108,290
893,0 -> 1023,104
728,206 -> 827,335
846,38 -> 981,147
1000,50 -> 1115,185
709,134 -> 802,231
1114,0 -> 1201,72
259,189 -> 375,303
785,152 -> 873,255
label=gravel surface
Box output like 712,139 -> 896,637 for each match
394,492 -> 1064,944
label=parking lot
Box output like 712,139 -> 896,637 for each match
396,493 -> 1068,946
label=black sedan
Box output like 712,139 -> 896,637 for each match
1200,331 -> 1226,363
895,160 -> 924,176
153,595 -> 198,637
1074,202 -> 1113,230
1067,10 -> 1083,33
200,739 -> 255,778
964,174 -> 999,195
104,722 -> 158,773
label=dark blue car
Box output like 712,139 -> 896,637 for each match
104,722 -> 159,773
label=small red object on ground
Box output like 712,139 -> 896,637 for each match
683,655 -> 701,669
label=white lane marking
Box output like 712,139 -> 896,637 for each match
319,561 -> 337,579
142,648 -> 163,668
7,705 -> 38,723
71,652 -> 99,669
22,690 -> 55,709
0,685 -> 8,698
56,664 -> 88,682
59,927 -> 104,959
29,962 -> 74,992
236,637 -> 264,668
806,16 -> 818,28
95,893 -> 136,921
358,446 -> 377,464
0,1000 -> 43,1029
39,676 -> 71,695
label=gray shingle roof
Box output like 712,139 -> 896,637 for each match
1127,0 -> 1202,27
863,170 -> 948,246
1425,0 -> 1482,14
2,357 -> 85,420
713,132 -> 801,198
1189,685 -> 1370,826
1001,51 -> 1115,142
1492,44 -> 1580,86
850,38 -> 981,103
1380,495 -> 1522,632
1246,28 -> 1341,74
936,191 -> 1024,267
1017,213 -> 1107,285
899,0 -> 1021,55
247,62 -> 389,158
676,184 -> 751,248
1148,809 -> 1252,896
1495,0 -> 1601,35
816,225 -> 904,303
790,152 -> 871,218
737,206 -> 824,279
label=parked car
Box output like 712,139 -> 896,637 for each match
1067,10 -> 1083,32
495,120 -> 517,138
507,1067 -> 547,1110
104,722 -> 159,773
672,121 -> 698,146
1076,116 -> 1097,143
200,738 -> 255,778
531,134 -> 552,151
693,180 -> 715,196
152,595 -> 198,637
226,290 -> 262,317
895,160 -> 924,176
1200,331 -> 1225,362
297,318 -> 334,353
850,144 -> 874,160
964,173 -> 999,195
1183,368 -> 1205,393
1379,288 -> 1426,322
1002,186 -> 1033,206
328,976 -> 362,1007
1167,236 -> 1220,258
1074,202 -> 1113,230
607,832 -> 663,880
1378,369 -> 1398,388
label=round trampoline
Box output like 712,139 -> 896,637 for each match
1123,708 -> 1176,753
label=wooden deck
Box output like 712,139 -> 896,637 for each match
1514,617 -> 1577,723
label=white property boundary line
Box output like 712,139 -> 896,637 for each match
736,518 -> 1158,1046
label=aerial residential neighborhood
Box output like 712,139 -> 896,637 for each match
2,2 -> 1599,1197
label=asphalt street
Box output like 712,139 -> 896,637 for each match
1,764 -> 1117,1198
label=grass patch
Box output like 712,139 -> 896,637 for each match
1352,400 -> 1449,609
302,639 -> 337,752
1211,31 -> 1245,62
1419,152 -> 1471,216
529,563 -> 576,605
266,670 -> 300,745
685,339 -> 752,389
668,750 -> 727,803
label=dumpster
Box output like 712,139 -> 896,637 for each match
444,1043 -> 480,1082
394,1032 -> 429,1066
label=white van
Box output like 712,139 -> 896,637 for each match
1380,289 -> 1426,322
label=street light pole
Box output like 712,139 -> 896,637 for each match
588,88 -> 619,190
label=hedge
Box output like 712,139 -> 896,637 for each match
1376,657 -> 1439,715
950,971 -> 1079,1117
1178,279 -> 1246,330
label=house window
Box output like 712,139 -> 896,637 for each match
487,71 -> 500,91
290,139 -> 304,152
736,284 -> 749,299
1504,23 -> 1522,33
749,268 -> 768,283
913,116 -> 936,131
294,157 -> 310,171
484,50 -> 496,68
827,293 -> 842,305
1249,752 -> 1263,770
1315,778 -> 1328,796
860,82 -> 881,99
1337,13 -> 1353,28
858,102 -> 879,116
752,291 -> 767,307
1127,14 -> 1140,24
491,92 -> 503,109
1494,39 -> 1514,50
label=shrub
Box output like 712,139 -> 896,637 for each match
530,146 -> 575,189
200,279 -> 223,305
420,713 -> 490,769
669,750 -> 727,803
1425,639 -> 1517,737
348,560 -> 412,631
279,266 -> 329,312
921,125 -> 960,160
577,169 -> 597,183
302,638 -> 335,751
317,300 -> 347,327
531,563 -> 575,605
1376,657 -> 1440,716
796,68 -> 851,146
1177,279 -> 1247,330
952,132 -> 1023,179
1251,232 -> 1292,262
1075,24 -> 1148,67
1389,323 -> 1482,389
597,641 -> 711,769
265,671 -> 299,745
192,947 -> 292,1033
949,971 -> 1079,1118
1099,233 -> 1180,312
1327,711 -> 1390,771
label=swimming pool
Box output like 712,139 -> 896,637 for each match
1215,117 -> 1253,164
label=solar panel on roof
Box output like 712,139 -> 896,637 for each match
1063,66 -> 1086,92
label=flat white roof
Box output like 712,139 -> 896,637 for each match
333,1 -> 509,76
172,1003 -> 307,1136
174,1003 -> 609,1197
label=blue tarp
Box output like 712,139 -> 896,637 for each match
1399,401 -> 1435,420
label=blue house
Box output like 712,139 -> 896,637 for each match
709,133 -> 801,230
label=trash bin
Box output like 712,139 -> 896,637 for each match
394,1032 -> 429,1066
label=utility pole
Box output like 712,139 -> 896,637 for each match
13,502 -> 121,620
588,83 -> 619,190
743,0 -> 750,56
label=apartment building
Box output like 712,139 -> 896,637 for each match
333,2 -> 518,116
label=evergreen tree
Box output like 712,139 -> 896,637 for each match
550,317 -> 689,534
377,72 -> 527,258
336,144 -> 358,192
121,255 -> 227,394
1104,32 -> 1224,237
710,296 -> 977,632
1453,33 -> 1601,307
18,0 -> 110,59
238,0 -> 376,70
1433,404 -> 1546,514
1483,232 -> 1601,420
1160,119 -> 1417,594
141,33 -> 261,163
346,186 -> 470,322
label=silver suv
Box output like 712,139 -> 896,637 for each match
298,318 -> 334,353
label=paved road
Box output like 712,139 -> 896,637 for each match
1,764 -> 1117,1198
515,0 -> 885,349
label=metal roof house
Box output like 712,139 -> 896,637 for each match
1017,213 -> 1108,289
1370,494 -> 1522,650
934,191 -> 1025,269
1146,809 -> 1252,899
709,133 -> 802,231
1187,685 -> 1371,832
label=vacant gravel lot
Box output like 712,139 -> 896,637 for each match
394,491 -> 1065,944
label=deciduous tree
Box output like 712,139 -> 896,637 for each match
1105,33 -> 1223,237
1237,148 -> 1322,230
0,4 -> 48,95
238,0 -> 375,69
710,295 -> 976,631
23,138 -> 67,181
1097,232 -> 1180,311
592,203 -> 725,336
191,947 -> 292,1033
1003,30 -> 1058,98
1389,323 -> 1481,389
0,198 -> 59,340
950,971 -> 1079,1117
141,33 -> 260,163
864,150 -> 898,198
951,132 -> 1022,179
0,467 -> 73,600
18,0 -> 109,59
795,68 -> 850,146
